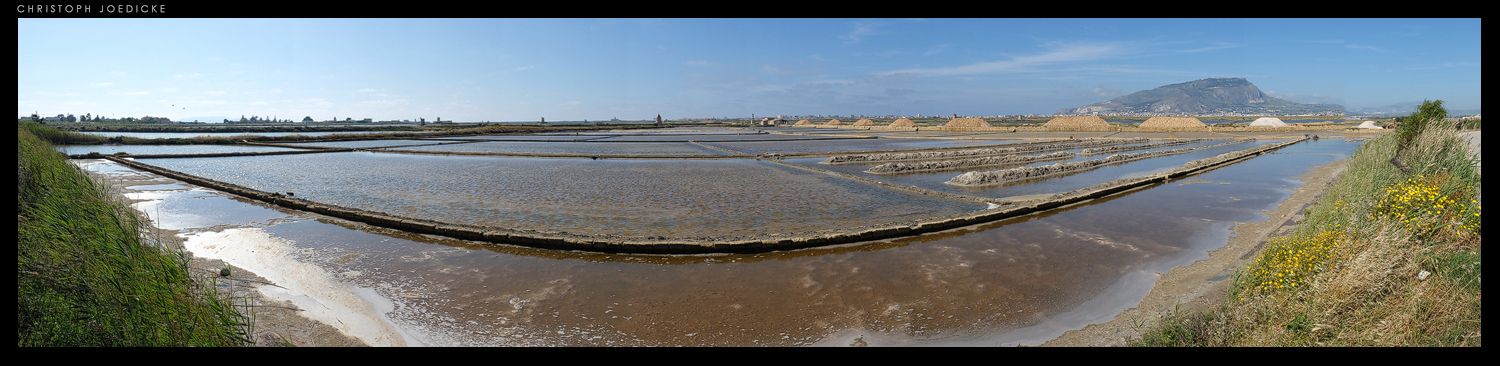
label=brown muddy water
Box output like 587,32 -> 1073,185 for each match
74,135 -> 1363,346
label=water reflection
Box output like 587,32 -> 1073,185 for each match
107,137 -> 1362,346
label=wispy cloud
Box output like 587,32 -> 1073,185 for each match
173,73 -> 201,79
840,19 -> 919,45
924,44 -> 951,56
1345,44 -> 1386,53
876,42 -> 1126,78
1175,41 -> 1242,53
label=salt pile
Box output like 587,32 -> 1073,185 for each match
943,117 -> 991,128
1044,116 -> 1110,128
1140,117 -> 1206,128
1357,121 -> 1382,129
1247,117 -> 1289,128
888,118 -> 917,127
825,119 -> 843,126
853,119 -> 876,126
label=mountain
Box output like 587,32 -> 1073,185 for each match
1056,78 -> 1344,116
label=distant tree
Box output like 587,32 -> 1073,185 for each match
302,116 -> 313,122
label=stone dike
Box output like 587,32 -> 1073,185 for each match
947,139 -> 1254,187
97,137 -> 1301,254
823,138 -> 1146,165
865,151 -> 1077,175
1079,138 -> 1206,156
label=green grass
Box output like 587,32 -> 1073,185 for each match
1130,107 -> 1481,346
17,125 -> 254,346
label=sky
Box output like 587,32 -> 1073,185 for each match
17,18 -> 1481,122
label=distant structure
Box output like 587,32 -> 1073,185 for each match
655,114 -> 662,126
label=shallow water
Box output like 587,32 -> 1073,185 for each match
140,152 -> 984,237
388,141 -> 735,155
90,137 -> 1363,347
704,138 -> 1016,155
78,130 -> 439,139
798,140 -> 1301,199
55,144 -> 303,156
279,139 -> 456,148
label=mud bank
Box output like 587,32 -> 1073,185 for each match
98,137 -> 1303,254
865,151 -> 1076,175
824,138 -> 1147,165
947,139 -> 1254,187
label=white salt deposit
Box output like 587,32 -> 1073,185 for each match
1248,117 -> 1289,128
1358,121 -> 1382,129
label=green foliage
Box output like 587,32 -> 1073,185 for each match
17,126 -> 253,346
1398,99 -> 1447,148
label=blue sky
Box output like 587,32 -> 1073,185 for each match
17,18 -> 1480,122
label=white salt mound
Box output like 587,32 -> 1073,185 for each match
1248,117 -> 1289,128
1358,121 -> 1382,129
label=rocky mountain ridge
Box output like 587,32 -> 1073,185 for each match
1057,78 -> 1345,116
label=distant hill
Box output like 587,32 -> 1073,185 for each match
1056,78 -> 1345,116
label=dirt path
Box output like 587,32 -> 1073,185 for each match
1040,155 -> 1348,346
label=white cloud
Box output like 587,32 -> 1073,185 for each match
924,44 -> 951,56
174,73 -> 201,79
303,98 -> 334,106
1175,41 -> 1242,53
876,42 -> 1125,78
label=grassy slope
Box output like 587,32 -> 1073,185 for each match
1131,123 -> 1481,346
17,122 -> 253,346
